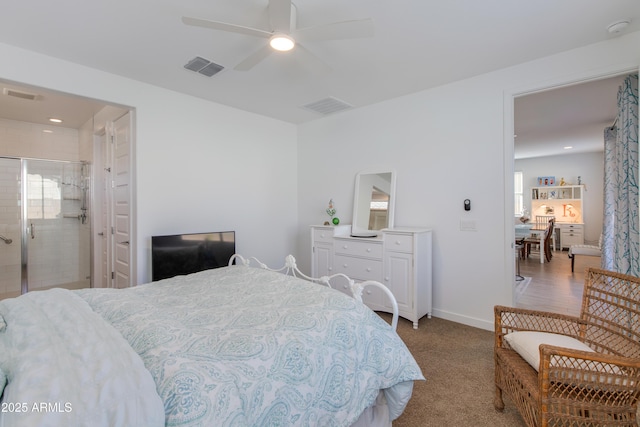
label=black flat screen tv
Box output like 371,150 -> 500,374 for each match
151,231 -> 235,281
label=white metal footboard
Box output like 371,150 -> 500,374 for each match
229,254 -> 399,330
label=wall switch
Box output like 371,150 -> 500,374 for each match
460,219 -> 477,231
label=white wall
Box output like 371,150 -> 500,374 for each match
0,30 -> 637,331
0,42 -> 298,285
297,30 -> 640,330
515,151 -> 604,245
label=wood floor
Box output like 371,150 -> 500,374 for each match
515,247 -> 602,317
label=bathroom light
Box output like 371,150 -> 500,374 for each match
48,118 -> 63,123
269,34 -> 295,52
564,146 -> 573,150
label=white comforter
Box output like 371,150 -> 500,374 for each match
0,289 -> 165,427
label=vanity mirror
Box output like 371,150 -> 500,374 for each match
351,170 -> 396,237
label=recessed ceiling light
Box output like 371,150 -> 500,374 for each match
48,118 -> 63,123
42,129 -> 53,133
564,146 -> 573,150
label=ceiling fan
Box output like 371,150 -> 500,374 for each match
182,0 -> 374,71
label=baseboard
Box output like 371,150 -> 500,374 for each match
431,309 -> 493,332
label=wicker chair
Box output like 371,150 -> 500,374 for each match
494,268 -> 640,426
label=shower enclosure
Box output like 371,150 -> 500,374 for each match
0,158 -> 91,300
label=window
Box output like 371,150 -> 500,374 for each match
514,171 -> 523,216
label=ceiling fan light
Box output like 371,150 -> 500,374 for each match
270,34 -> 295,51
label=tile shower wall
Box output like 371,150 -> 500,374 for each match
0,159 -> 21,297
0,117 -> 81,161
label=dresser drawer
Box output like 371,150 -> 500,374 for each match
334,255 -> 382,281
313,228 -> 335,243
559,224 -> 583,232
334,239 -> 383,258
385,233 -> 414,253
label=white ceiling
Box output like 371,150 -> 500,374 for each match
0,0 -> 638,155
514,74 -> 628,159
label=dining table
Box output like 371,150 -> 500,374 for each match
515,223 -> 547,264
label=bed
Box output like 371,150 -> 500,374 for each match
0,254 -> 424,427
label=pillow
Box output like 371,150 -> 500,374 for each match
504,331 -> 594,371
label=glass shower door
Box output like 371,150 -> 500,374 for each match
24,159 -> 91,293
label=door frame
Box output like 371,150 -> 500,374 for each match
92,109 -> 135,288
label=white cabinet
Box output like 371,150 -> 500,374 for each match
559,223 -> 584,249
311,225 -> 432,329
530,184 -> 585,249
530,184 -> 584,224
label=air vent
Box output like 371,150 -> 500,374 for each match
301,97 -> 353,115
3,88 -> 40,101
184,57 -> 224,77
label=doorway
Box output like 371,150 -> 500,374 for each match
0,158 -> 91,300
509,71 -> 635,313
0,80 -> 134,295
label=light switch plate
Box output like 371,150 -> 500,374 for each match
460,219 -> 477,231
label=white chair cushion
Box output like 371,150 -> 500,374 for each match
569,245 -> 602,257
504,331 -> 594,371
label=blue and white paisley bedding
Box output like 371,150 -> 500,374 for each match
78,265 -> 424,427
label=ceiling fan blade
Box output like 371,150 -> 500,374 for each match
268,0 -> 292,33
295,44 -> 332,74
182,16 -> 271,39
234,44 -> 273,71
295,18 -> 374,42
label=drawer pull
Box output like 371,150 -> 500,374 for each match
366,248 -> 371,252
366,289 -> 372,295
366,267 -> 371,272
343,264 -> 348,268
395,241 -> 401,245
343,245 -> 348,249
384,277 -> 389,281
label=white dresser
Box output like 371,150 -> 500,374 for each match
311,225 -> 432,329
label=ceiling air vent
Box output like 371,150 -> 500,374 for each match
184,57 -> 224,77
3,88 -> 40,101
301,97 -> 353,115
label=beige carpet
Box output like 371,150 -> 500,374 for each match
379,314 -> 527,427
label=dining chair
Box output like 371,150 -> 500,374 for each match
522,218 -> 554,262
535,215 -> 556,250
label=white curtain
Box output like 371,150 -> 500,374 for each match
602,74 -> 639,276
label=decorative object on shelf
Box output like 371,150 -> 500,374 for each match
562,204 -> 576,218
537,176 -> 555,186
519,210 -> 530,224
325,199 -> 339,226
559,177 -> 566,186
